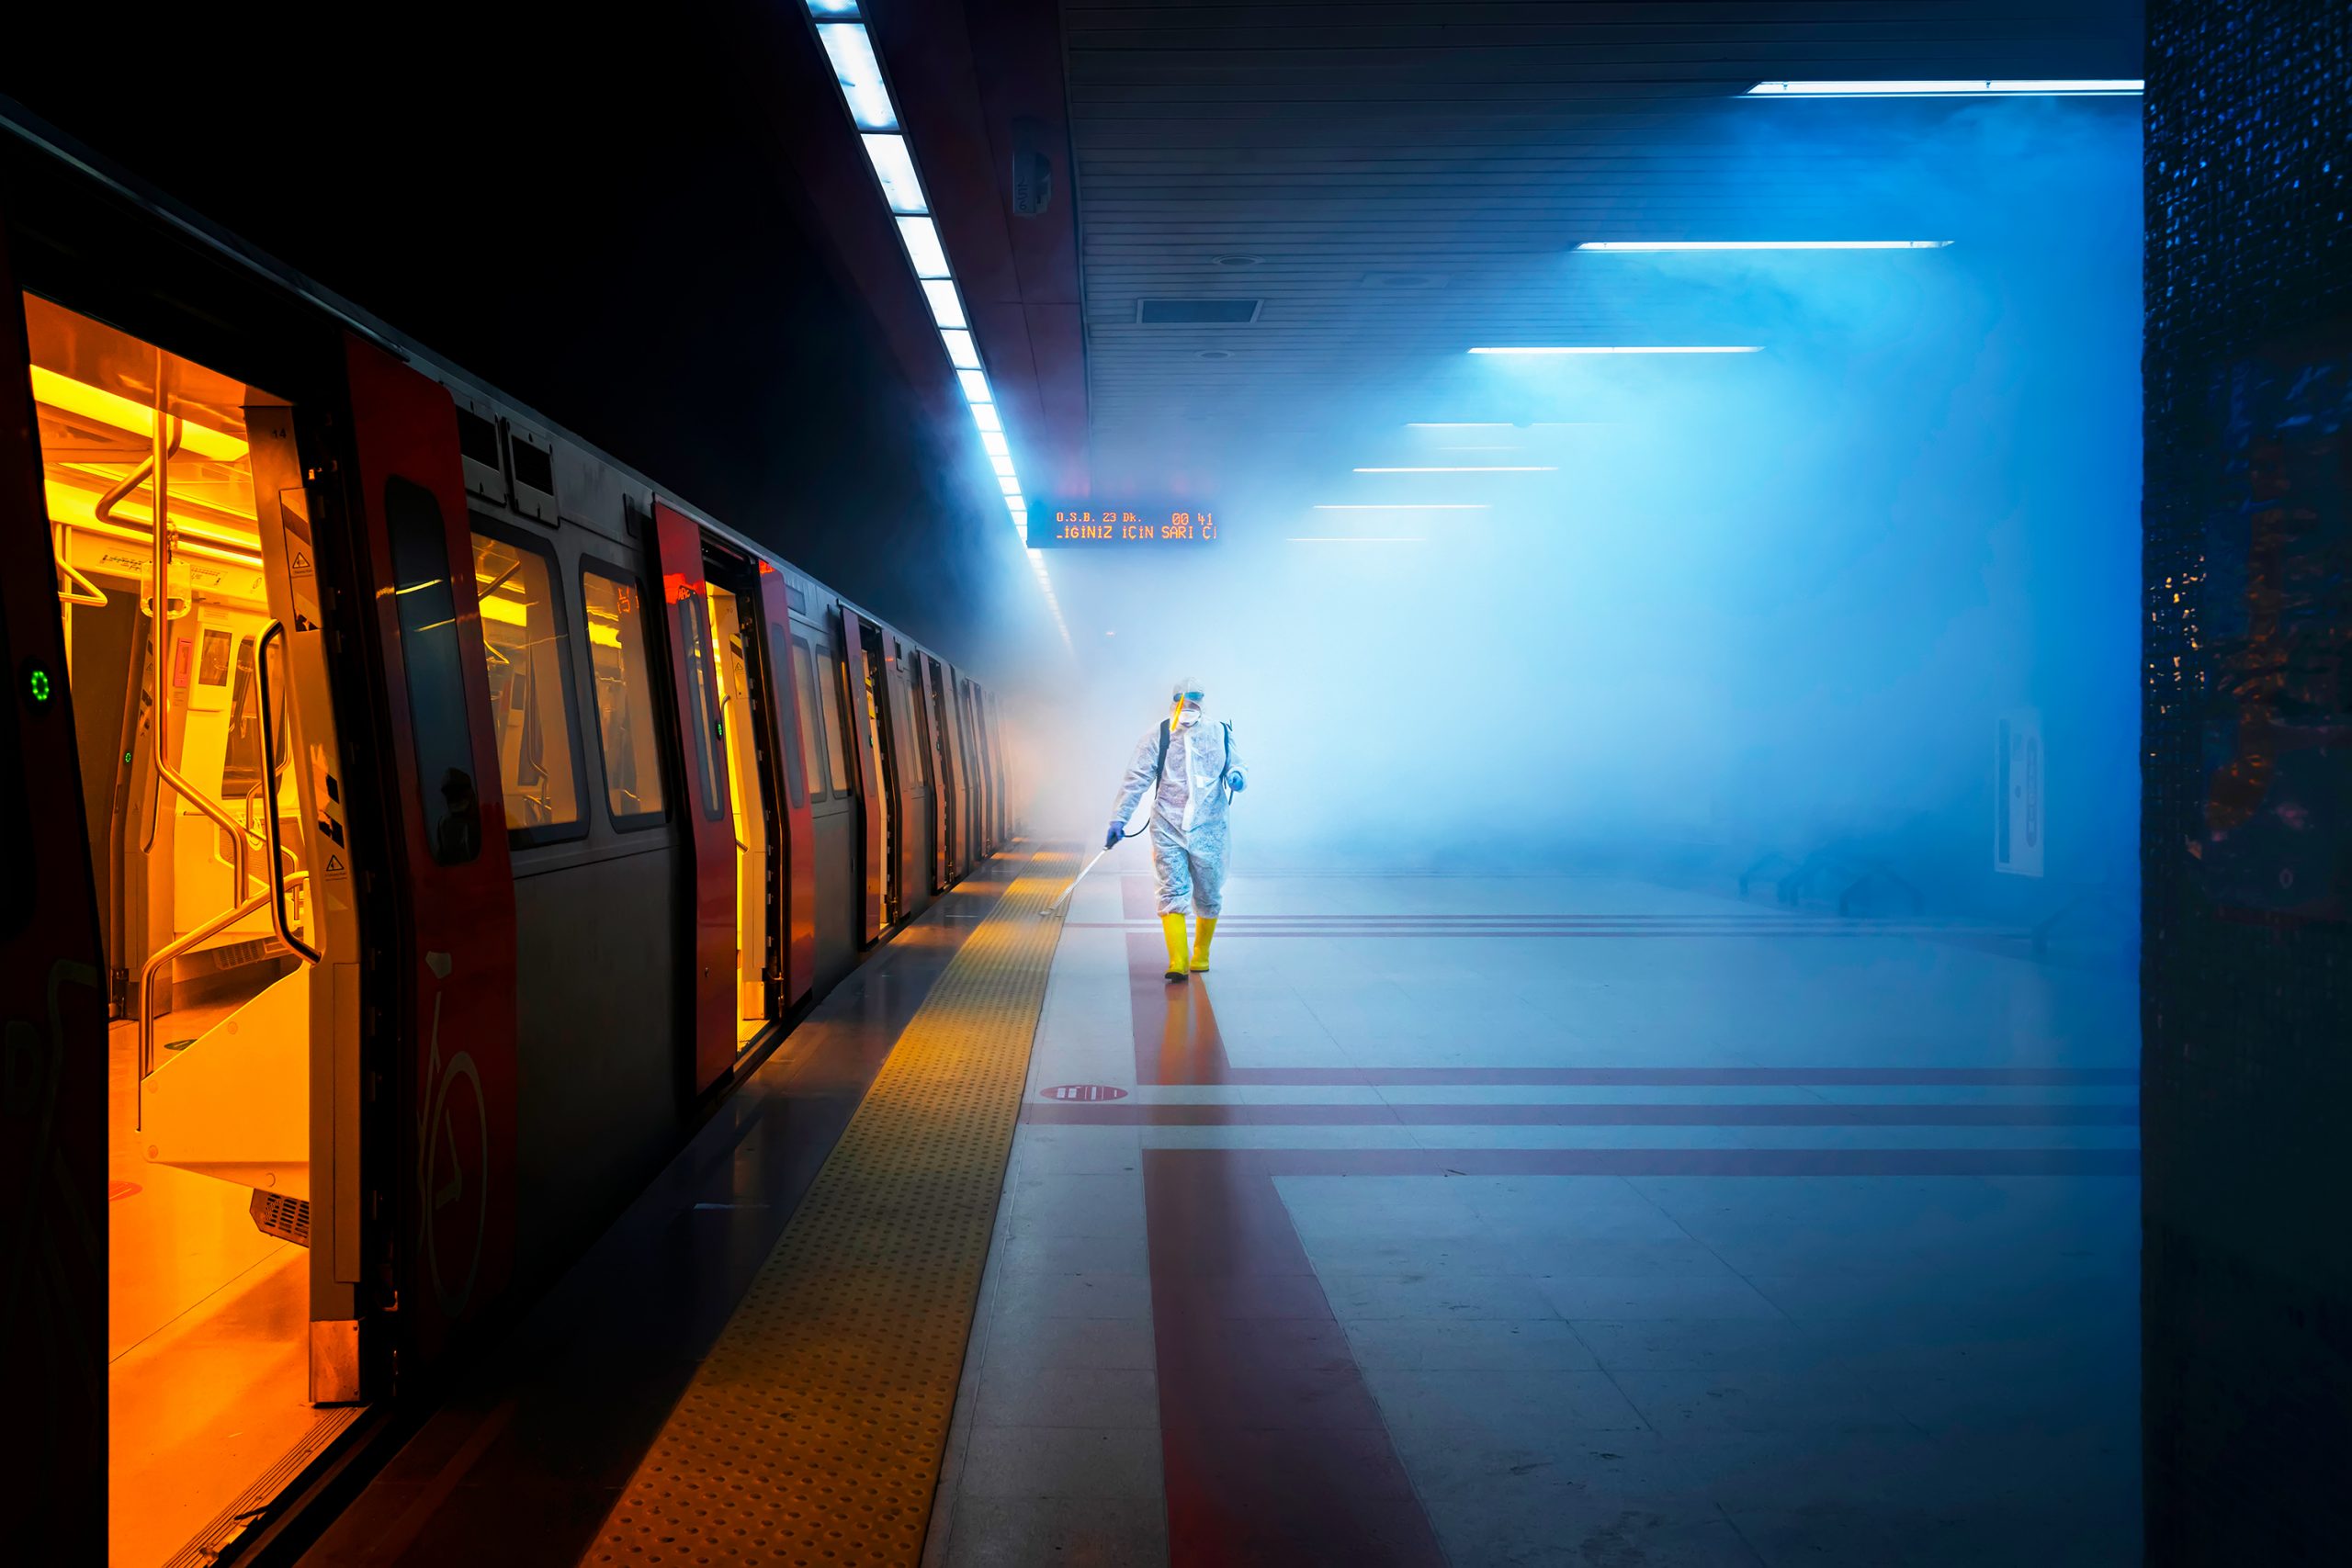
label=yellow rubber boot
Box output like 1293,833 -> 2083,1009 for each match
1159,912 -> 1191,981
1190,916 -> 1218,972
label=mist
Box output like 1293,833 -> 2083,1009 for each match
1006,97 -> 2142,922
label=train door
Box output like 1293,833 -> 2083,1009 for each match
920,653 -> 956,890
885,630 -> 933,920
13,287 -> 374,1565
838,607 -> 891,941
753,566 -> 814,1010
703,551 -> 783,1051
0,227 -> 107,1565
344,339 -> 521,1379
787,607 -> 855,988
650,502 -> 732,1094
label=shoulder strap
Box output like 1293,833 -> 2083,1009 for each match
1222,722 -> 1232,774
1155,719 -> 1170,782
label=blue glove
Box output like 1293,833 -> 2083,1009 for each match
1105,822 -> 1125,850
1227,770 -> 1247,794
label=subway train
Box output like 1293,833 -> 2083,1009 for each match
0,108 -> 1019,1564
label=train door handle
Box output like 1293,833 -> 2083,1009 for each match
257,619 -> 323,964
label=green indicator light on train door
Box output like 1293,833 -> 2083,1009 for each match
26,666 -> 51,705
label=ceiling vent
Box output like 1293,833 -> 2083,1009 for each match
1136,298 -> 1262,325
1363,271 -> 1444,289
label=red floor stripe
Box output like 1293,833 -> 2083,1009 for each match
1026,1100 -> 2137,1126
1160,1146 -> 2141,1178
1144,1150 -> 1449,1566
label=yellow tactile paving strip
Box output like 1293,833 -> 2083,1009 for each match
583,849 -> 1071,1568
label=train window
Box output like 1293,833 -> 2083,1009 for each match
469,523 -> 583,842
580,565 -> 669,829
673,585 -> 727,821
385,478 -> 484,864
817,636 -> 852,796
789,635 -> 825,803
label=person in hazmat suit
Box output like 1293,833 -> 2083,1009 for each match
1106,679 -> 1246,981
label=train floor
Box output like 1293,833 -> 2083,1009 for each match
108,1016 -> 331,1568
293,855 -> 2143,1568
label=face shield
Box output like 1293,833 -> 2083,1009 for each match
1171,685 -> 1204,728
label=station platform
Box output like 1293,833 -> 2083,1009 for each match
298,852 -> 2140,1568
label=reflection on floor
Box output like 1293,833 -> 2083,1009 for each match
927,872 -> 2141,1568
107,1019 -> 320,1568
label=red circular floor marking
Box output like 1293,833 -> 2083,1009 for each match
107,1181 -> 141,1201
1040,1084 -> 1129,1101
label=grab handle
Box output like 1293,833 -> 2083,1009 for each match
257,619 -> 323,964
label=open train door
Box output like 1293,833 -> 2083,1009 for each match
754,566 -> 815,1010
650,502 -> 733,1093
838,605 -> 888,943
0,212 -> 107,1566
342,338 -> 518,1372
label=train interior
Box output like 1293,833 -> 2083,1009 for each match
28,296 -> 347,1565
705,576 -> 775,1045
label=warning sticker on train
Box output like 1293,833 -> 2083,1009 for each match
1039,1084 -> 1130,1101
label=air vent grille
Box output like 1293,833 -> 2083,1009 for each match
1135,299 -> 1261,325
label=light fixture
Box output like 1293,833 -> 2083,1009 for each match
1313,503 -> 1488,511
1288,536 -> 1425,544
1405,421 -> 1611,428
1576,240 -> 1951,252
1469,346 -> 1758,355
897,216 -> 950,278
1353,466 -> 1557,473
804,4 -> 1068,649
816,24 -> 897,130
859,134 -> 927,214
1745,79 -> 2142,97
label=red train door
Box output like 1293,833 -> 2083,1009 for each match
342,336 -> 518,1369
0,220 -> 108,1563
650,502 -> 733,1093
839,605 -> 887,943
755,565 -> 815,1009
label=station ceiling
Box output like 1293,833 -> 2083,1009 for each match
1046,1 -> 2145,485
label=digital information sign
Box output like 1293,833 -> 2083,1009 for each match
1026,502 -> 1219,549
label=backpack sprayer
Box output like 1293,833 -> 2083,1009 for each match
1039,716 -> 1234,921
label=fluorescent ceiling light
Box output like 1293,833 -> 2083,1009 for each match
989,451 -> 1016,478
971,402 -> 1002,433
1577,240 -> 1951,252
1004,494 -> 1026,513
1406,422 -> 1611,428
1470,346 -> 1758,355
941,328 -> 981,369
806,1 -> 860,14
957,368 -> 992,403
897,216 -> 950,278
978,429 -> 1010,457
1314,503 -> 1488,511
1745,79 -> 2142,97
818,24 -> 897,130
859,134 -> 927,214
921,278 -> 966,329
998,476 -> 1022,496
1353,466 -> 1557,473
1289,536 -> 1424,544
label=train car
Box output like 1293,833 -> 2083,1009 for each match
0,108 -> 1014,1568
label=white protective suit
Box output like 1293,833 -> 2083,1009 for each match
1110,713 -> 1245,916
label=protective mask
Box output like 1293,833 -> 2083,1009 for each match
1176,705 -> 1202,728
